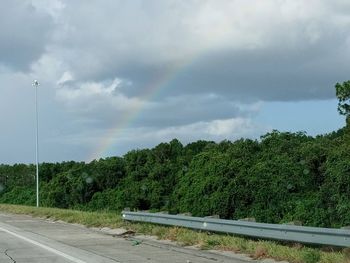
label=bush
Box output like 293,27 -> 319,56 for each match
0,187 -> 35,206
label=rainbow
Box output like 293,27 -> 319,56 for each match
87,58 -> 192,161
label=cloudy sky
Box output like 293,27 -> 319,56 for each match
1,0 -> 349,164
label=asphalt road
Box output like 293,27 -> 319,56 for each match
0,212 -> 255,263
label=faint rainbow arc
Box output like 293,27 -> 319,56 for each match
87,60 -> 189,162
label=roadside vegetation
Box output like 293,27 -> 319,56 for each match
0,204 -> 346,263
1,81 -> 350,262
1,124 -> 350,227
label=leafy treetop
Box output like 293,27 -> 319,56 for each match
335,80 -> 350,116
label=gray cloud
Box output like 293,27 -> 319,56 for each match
41,0 -> 350,102
0,0 -> 53,70
1,0 -> 349,163
161,46 -> 350,101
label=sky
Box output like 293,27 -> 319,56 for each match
0,0 -> 349,164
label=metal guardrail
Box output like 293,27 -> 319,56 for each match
122,211 -> 350,247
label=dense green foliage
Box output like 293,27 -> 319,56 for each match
1,128 -> 350,227
336,80 -> 350,116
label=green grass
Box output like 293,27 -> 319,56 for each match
0,204 -> 347,263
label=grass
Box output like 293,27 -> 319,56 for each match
0,204 -> 347,263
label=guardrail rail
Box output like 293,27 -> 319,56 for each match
122,211 -> 350,247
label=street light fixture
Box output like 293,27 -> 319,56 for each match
32,80 -> 40,207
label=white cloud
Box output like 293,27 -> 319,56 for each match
30,54 -> 65,83
56,78 -> 145,113
57,71 -> 73,85
153,117 -> 265,141
52,117 -> 269,160
31,0 -> 65,21
108,117 -> 267,146
207,118 -> 254,136
52,0 -> 350,64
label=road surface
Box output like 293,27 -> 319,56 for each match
0,212 -> 256,263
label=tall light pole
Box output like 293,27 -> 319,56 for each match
32,80 -> 40,207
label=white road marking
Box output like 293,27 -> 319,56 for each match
5,220 -> 37,223
0,226 -> 87,263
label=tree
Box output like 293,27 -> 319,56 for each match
335,80 -> 350,117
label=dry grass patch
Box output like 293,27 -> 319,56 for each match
253,245 -> 268,259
